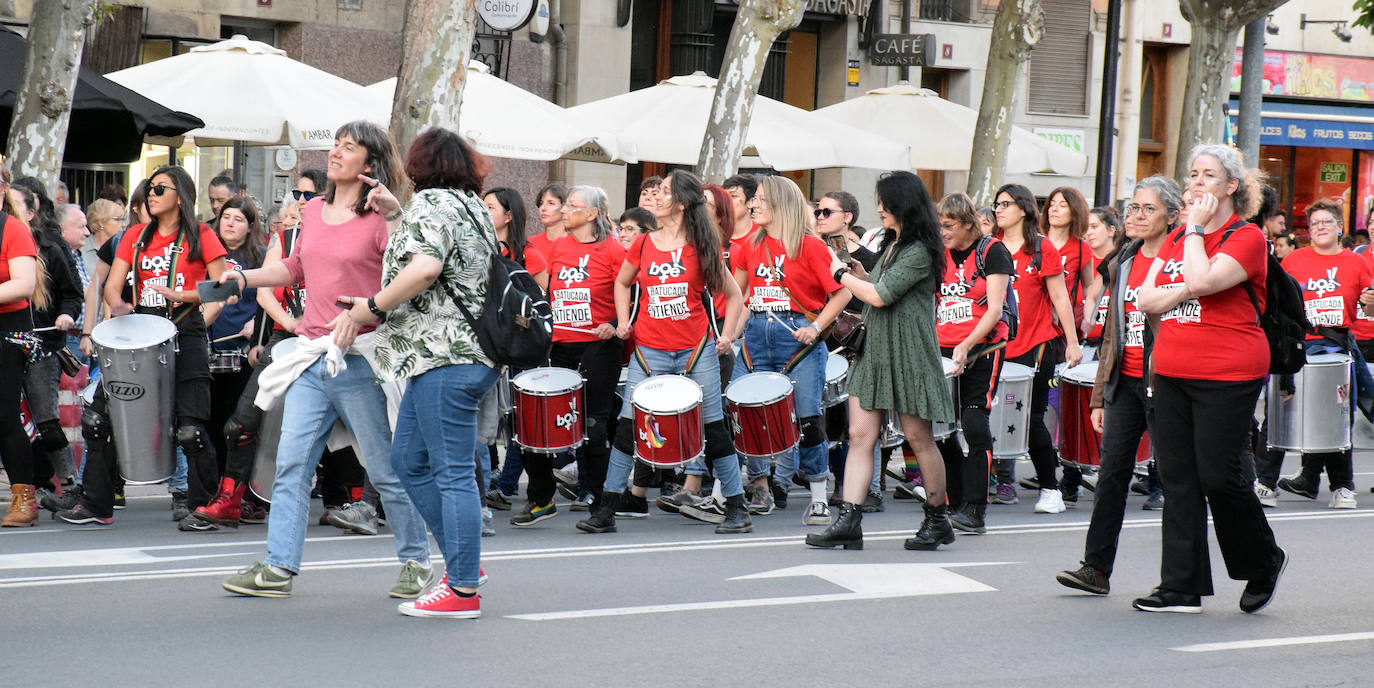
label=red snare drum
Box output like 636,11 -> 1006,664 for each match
726,372 -> 798,461
1057,362 -> 1150,468
632,375 -> 704,468
511,367 -> 585,454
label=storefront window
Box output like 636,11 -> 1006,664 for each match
1358,153 -> 1374,233
1292,147 -> 1354,237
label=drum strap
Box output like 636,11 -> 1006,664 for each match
633,333 -> 711,376
133,229 -> 193,324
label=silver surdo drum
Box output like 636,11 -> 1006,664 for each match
250,337 -> 297,503
823,353 -> 849,408
1267,353 -> 1352,453
933,357 -> 959,441
989,362 -> 1034,460
91,314 -> 177,484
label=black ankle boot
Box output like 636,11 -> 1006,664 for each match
715,494 -> 753,534
804,501 -> 862,549
950,503 -> 986,534
905,502 -> 956,550
576,491 -> 618,533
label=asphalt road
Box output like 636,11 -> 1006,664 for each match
3,456 -> 1373,687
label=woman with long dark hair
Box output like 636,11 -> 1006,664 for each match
577,170 -> 749,534
0,164 -> 41,526
220,121 -> 431,599
806,171 -> 954,550
56,165 -> 228,528
1041,187 -> 1093,329
989,183 -> 1082,514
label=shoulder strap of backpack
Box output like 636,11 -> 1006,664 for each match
1212,218 -> 1262,321
972,235 -> 993,277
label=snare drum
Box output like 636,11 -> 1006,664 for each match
823,353 -> 849,408
989,362 -> 1034,460
209,349 -> 246,373
881,414 -> 905,449
1267,353 -> 1352,452
933,357 -> 959,441
726,372 -> 798,462
511,367 -> 586,454
632,374 -> 705,468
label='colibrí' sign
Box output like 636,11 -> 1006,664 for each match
869,33 -> 937,67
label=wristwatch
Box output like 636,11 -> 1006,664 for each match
366,296 -> 387,321
1188,225 -> 1206,236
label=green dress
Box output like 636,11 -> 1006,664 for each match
847,241 -> 954,422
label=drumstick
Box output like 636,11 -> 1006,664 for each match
766,311 -> 798,333
554,324 -> 600,335
32,326 -> 60,333
210,333 -> 245,344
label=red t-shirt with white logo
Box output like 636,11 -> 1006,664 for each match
1118,251 -> 1154,378
1281,246 -> 1370,340
115,222 -> 226,309
0,216 -> 37,314
1355,250 -> 1374,341
547,235 -> 625,343
1150,217 -> 1269,381
626,233 -> 710,351
1006,236 -> 1064,359
730,233 -> 841,313
937,239 -> 1012,347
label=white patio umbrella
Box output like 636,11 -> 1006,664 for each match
564,72 -> 908,171
365,61 -> 620,161
814,82 -> 1089,176
106,35 -> 387,150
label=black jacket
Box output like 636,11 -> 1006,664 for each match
32,230 -> 83,353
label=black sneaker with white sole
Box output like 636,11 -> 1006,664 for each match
1239,548 -> 1288,614
615,491 -> 649,518
1132,588 -> 1201,613
678,496 -> 726,524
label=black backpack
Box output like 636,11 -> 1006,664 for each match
972,234 -> 1019,341
1213,221 -> 1309,375
440,219 -> 553,368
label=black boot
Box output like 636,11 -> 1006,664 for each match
804,502 -> 863,549
950,503 -> 986,534
576,490 -> 618,533
904,502 -> 956,550
715,494 -> 753,534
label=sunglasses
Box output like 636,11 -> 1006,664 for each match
149,184 -> 177,197
291,189 -> 316,202
813,208 -> 840,219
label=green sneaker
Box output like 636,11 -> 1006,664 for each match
389,559 -> 436,599
222,561 -> 292,598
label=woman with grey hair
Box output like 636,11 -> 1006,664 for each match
1056,175 -> 1179,596
1132,144 -> 1285,614
508,184 -> 625,527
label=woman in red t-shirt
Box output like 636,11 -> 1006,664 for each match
1267,198 -> 1370,509
992,184 -> 1082,514
485,187 -> 549,291
510,185 -> 625,527
1041,187 -> 1094,329
730,175 -> 851,527
1055,175 -> 1179,595
60,165 -> 227,527
576,170 -> 748,535
1133,144 -> 1284,614
0,168 -> 41,527
1079,207 -> 1123,346
527,183 -> 568,262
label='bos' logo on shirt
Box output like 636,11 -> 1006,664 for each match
756,255 -> 786,286
557,255 -> 590,284
647,248 -> 686,283
1161,259 -> 1185,282
1306,267 -> 1340,298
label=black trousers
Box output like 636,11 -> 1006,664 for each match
1083,374 -> 1150,576
1152,374 -> 1281,596
522,338 -> 621,505
0,336 -> 34,485
938,345 -> 1004,508
1008,340 -> 1063,489
209,362 -> 253,476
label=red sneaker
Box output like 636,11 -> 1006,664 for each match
192,478 -> 245,528
433,568 -> 487,588
398,585 -> 480,619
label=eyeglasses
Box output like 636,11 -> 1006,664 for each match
1124,204 -> 1161,217
149,184 -> 177,197
993,200 -> 1016,210
291,189 -> 316,202
563,204 -> 587,214
1310,218 -> 1340,228
814,208 -> 837,219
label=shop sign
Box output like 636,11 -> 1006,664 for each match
869,33 -> 936,67
847,59 -> 861,87
805,0 -> 861,13
1231,49 -> 1374,103
1320,162 -> 1349,184
1033,127 -> 1085,153
478,0 -> 536,31
1227,111 -> 1374,151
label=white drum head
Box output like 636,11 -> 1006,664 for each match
271,336 -> 298,358
1307,353 -> 1352,367
727,371 -> 794,405
91,314 -> 176,350
1060,361 -> 1100,385
826,353 -> 849,382
634,374 -> 703,413
942,357 -> 957,378
999,362 -> 1035,382
512,367 -> 584,394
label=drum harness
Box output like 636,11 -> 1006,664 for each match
133,228 -> 193,353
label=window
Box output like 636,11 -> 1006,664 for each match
1027,0 -> 1091,116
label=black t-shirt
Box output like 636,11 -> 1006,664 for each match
950,238 -> 1014,276
97,233 -> 135,304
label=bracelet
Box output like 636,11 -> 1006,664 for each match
832,266 -> 849,283
384,210 -> 403,222
79,333 -> 91,339
809,321 -> 823,333
367,296 -> 387,321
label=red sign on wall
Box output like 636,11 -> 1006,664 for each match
1232,49 -> 1374,103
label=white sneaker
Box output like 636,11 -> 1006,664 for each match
1033,488 -> 1066,514
1254,482 -> 1277,508
803,500 -> 831,526
1330,487 -> 1357,510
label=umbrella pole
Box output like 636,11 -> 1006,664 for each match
168,145 -> 177,166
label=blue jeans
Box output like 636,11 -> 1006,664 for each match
264,355 -> 429,574
392,363 -> 496,589
604,343 -> 744,498
737,313 -> 831,484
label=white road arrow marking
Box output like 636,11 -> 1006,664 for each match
507,562 -> 1013,621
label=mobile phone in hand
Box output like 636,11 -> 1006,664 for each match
196,279 -> 241,303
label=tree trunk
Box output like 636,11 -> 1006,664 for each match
1174,0 -> 1287,184
4,0 -> 96,193
696,0 -> 806,184
966,0 -> 1042,206
389,0 -> 478,160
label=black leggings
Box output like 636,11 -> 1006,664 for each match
0,334 -> 34,485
